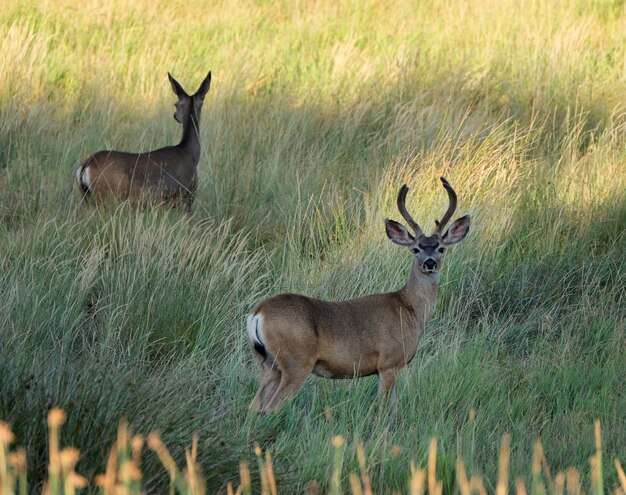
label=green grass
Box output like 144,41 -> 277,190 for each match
1,0 -> 625,492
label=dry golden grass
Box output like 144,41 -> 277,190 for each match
1,409 -> 625,494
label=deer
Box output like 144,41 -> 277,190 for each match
246,177 -> 471,412
75,70 -> 212,213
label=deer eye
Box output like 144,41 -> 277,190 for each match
412,247 -> 420,254
438,247 -> 446,253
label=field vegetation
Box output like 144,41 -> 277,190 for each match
1,0 -> 625,492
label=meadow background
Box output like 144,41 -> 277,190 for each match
1,0 -> 625,492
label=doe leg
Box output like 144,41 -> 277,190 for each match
251,364 -> 282,412
262,368 -> 311,412
378,368 -> 399,416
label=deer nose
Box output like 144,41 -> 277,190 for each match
424,259 -> 437,270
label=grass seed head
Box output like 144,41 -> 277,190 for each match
331,435 -> 344,448
0,421 -> 15,445
60,447 -> 81,472
119,460 -> 142,482
131,435 -> 144,464
8,448 -> 27,473
47,408 -> 66,429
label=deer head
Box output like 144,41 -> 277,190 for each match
385,177 -> 470,274
168,71 -> 212,124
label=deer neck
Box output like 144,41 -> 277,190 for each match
402,258 -> 439,322
178,108 -> 201,164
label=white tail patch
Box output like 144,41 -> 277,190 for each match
246,313 -> 265,347
76,165 -> 91,192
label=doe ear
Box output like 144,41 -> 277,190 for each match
442,215 -> 470,245
385,218 -> 415,246
195,71 -> 212,100
168,72 -> 188,98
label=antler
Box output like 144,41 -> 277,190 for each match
434,177 -> 457,234
397,184 -> 423,237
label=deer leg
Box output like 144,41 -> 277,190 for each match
183,197 -> 194,215
251,363 -> 281,412
252,375 -> 282,412
262,367 -> 311,412
378,368 -> 398,415
377,368 -> 397,395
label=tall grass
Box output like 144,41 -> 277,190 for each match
1,0 -> 625,492
1,409 -> 625,494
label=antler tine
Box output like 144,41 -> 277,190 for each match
397,184 -> 423,237
435,177 -> 458,234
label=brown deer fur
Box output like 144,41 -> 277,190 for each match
75,71 -> 211,213
246,178 -> 471,412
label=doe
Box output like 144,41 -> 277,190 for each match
246,177 -> 471,412
75,71 -> 211,213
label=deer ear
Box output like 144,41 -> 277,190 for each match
195,71 -> 212,100
442,215 -> 470,245
385,218 -> 415,246
168,73 -> 187,98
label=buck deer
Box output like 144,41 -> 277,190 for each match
246,178 -> 471,412
75,71 -> 212,213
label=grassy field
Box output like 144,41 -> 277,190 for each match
1,0 -> 625,492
